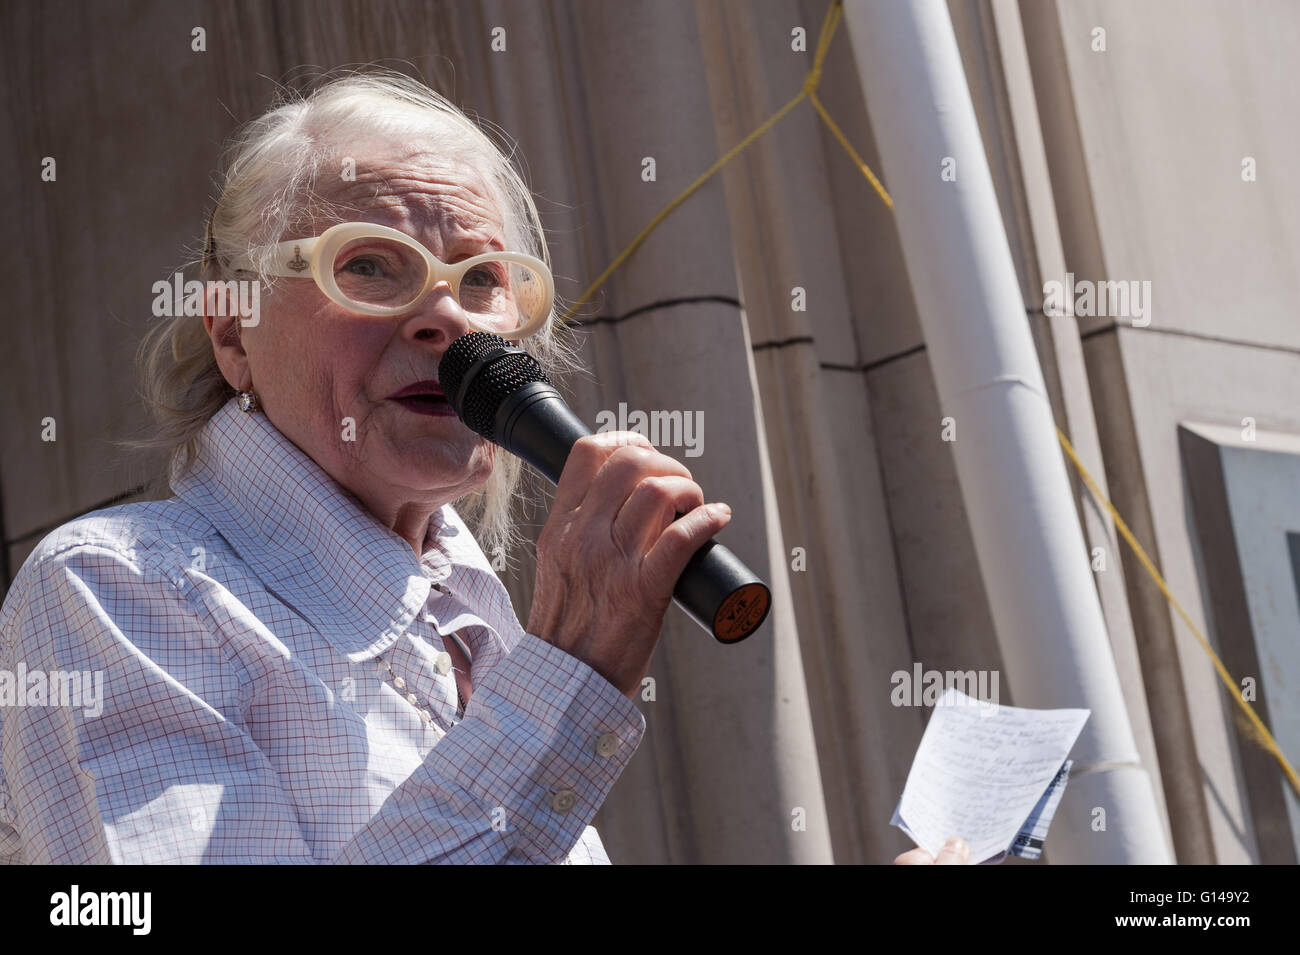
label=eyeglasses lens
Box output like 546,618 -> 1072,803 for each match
332,238 -> 546,332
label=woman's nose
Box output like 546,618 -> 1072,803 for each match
404,281 -> 471,346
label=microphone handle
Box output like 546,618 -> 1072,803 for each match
494,382 -> 771,643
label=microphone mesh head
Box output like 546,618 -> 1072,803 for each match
438,332 -> 552,441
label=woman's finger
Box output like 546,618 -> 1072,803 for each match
933,837 -> 971,865
642,501 -> 732,593
579,443 -> 691,529
550,432 -> 655,515
892,847 -> 936,865
610,475 -> 705,558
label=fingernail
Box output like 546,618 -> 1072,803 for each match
944,837 -> 970,860
711,503 -> 732,519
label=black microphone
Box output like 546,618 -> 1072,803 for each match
439,332 -> 770,644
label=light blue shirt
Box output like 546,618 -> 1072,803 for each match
0,397 -> 644,863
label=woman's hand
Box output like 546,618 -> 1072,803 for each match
526,431 -> 732,699
893,836 -> 972,864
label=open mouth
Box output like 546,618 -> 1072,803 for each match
391,393 -> 457,417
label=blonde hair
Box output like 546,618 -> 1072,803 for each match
126,70 -> 579,561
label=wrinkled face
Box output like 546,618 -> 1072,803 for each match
238,143 -> 518,523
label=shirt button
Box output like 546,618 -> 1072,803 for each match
595,733 -> 620,758
433,652 -> 453,675
550,790 -> 578,814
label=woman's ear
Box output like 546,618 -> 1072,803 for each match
204,283 -> 253,391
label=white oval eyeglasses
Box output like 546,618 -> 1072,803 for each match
229,221 -> 555,340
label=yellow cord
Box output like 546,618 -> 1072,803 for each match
555,87 -> 810,326
1056,429 -> 1300,797
809,92 -> 892,210
557,1 -> 877,324
554,0 -> 1300,798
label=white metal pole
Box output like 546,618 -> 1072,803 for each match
842,0 -> 1171,863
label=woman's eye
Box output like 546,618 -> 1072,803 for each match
342,256 -> 382,277
464,264 -> 503,287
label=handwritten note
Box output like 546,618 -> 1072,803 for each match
890,688 -> 1089,864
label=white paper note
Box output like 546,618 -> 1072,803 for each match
891,687 -> 1090,863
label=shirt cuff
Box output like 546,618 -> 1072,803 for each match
434,633 -> 646,862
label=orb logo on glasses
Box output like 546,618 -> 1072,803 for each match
229,222 -> 554,340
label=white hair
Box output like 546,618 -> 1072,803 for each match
127,70 -> 580,562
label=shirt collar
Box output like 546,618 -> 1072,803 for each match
171,397 -> 505,663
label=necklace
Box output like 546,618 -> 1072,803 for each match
375,614 -> 472,735
375,650 -> 472,735
376,652 -> 444,735
375,579 -> 473,732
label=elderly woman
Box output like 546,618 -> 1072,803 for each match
0,73 -> 736,865
1,72 -> 968,867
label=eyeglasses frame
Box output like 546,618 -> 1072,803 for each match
227,221 -> 554,341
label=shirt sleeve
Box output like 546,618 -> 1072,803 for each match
337,633 -> 646,864
0,542 -> 645,865
0,543 -> 318,863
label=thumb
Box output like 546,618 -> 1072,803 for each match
643,502 -> 732,591
934,837 -> 971,865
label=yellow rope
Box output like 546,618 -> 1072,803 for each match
808,92 -> 892,210
1056,429 -> 1300,797
555,0 -> 1300,797
557,0 -> 869,325
554,87 -> 809,326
